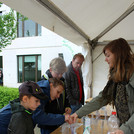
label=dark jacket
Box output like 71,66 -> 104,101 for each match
8,99 -> 34,134
33,80 -> 65,128
41,70 -> 70,131
0,80 -> 65,134
64,62 -> 84,105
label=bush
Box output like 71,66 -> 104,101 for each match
0,86 -> 19,109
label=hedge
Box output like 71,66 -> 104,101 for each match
0,86 -> 19,109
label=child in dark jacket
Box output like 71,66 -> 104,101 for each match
0,78 -> 71,134
41,57 -> 71,134
8,81 -> 47,134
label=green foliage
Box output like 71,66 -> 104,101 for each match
0,3 -> 2,7
0,3 -> 29,52
17,12 -> 28,22
0,9 -> 17,51
0,86 -> 19,109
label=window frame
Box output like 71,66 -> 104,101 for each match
17,16 -> 41,37
17,55 -> 41,83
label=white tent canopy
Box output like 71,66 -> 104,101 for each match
1,0 -> 134,46
1,0 -> 134,98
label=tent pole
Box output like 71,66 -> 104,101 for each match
36,0 -> 91,44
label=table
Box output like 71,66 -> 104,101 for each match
50,98 -> 114,134
85,97 -> 115,117
50,118 -> 109,134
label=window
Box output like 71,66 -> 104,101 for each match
17,55 -> 41,83
17,16 -> 41,37
58,53 -> 64,59
0,56 -> 2,69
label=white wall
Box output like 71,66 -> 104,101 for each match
1,26 -> 82,88
2,43 -> 62,88
0,3 -> 83,93
42,27 -> 82,66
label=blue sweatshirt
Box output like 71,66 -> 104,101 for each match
32,80 -> 65,126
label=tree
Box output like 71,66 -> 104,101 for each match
0,3 -> 17,52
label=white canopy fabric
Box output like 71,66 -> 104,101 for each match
1,0 -> 134,47
1,0 -> 134,98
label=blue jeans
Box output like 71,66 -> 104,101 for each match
71,103 -> 82,114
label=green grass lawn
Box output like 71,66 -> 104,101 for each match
0,86 -> 19,109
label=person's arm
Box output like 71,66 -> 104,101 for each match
32,105 -> 66,126
70,92 -> 110,123
71,91 -> 108,121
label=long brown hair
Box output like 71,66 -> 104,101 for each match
103,38 -> 134,82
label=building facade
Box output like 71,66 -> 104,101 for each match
0,4 -> 82,88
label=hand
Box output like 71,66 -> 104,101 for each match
110,130 -> 124,134
64,114 -> 73,124
65,114 -> 70,122
65,107 -> 72,114
70,113 -> 78,123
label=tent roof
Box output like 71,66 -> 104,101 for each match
1,0 -> 134,47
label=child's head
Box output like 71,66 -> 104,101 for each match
49,57 -> 66,79
19,81 -> 47,111
49,78 -> 64,100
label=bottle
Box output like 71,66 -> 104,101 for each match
107,111 -> 119,134
83,116 -> 91,134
